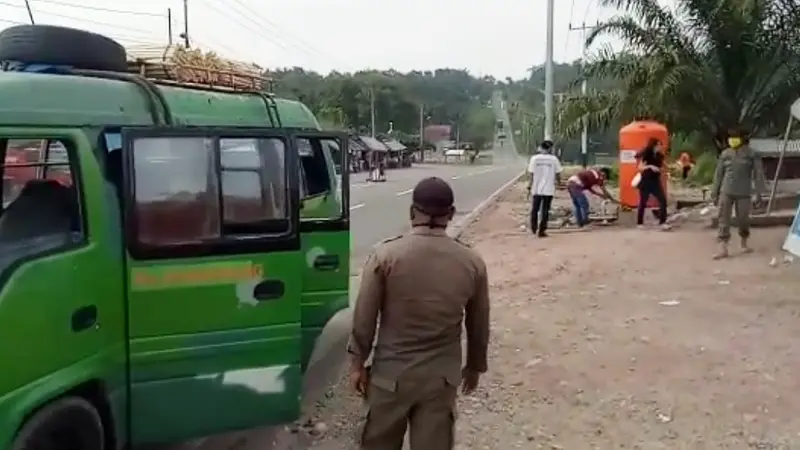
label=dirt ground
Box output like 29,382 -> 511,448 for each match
300,183 -> 800,449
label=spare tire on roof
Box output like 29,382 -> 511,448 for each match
0,25 -> 127,72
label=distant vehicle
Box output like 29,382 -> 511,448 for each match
498,133 -> 507,140
496,120 -> 504,131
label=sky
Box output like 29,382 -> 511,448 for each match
0,0 -> 624,79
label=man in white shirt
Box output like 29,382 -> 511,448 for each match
526,140 -> 562,237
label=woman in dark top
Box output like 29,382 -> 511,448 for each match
636,138 -> 669,229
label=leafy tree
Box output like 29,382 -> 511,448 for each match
461,104 -> 496,151
266,68 -> 498,147
502,62 -> 621,161
556,0 -> 800,151
316,105 -> 347,131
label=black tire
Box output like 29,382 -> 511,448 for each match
0,25 -> 127,72
12,396 -> 105,450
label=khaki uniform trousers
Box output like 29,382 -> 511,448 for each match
360,376 -> 457,450
717,194 -> 751,242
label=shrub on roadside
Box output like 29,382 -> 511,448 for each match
607,163 -> 619,185
688,151 -> 717,186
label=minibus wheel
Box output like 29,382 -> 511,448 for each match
12,397 -> 105,450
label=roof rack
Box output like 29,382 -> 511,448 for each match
126,44 -> 272,93
123,44 -> 281,126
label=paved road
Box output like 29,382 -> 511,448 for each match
349,162 -> 522,265
349,91 -> 522,263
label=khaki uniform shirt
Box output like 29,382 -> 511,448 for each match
348,227 -> 490,390
712,145 -> 767,199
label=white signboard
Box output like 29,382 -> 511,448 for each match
782,202 -> 800,257
619,149 -> 638,163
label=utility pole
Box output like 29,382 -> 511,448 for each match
544,0 -> 555,141
569,21 -> 597,167
24,0 -> 35,24
167,8 -> 173,45
453,114 -> 461,150
418,104 -> 425,161
418,104 -> 424,147
181,0 -> 190,47
536,88 -> 567,116
523,119 -> 529,152
369,87 -> 376,138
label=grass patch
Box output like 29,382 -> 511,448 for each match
688,152 -> 716,186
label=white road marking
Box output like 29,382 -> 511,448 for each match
396,189 -> 413,196
350,183 -> 371,189
350,203 -> 365,211
451,167 -> 498,180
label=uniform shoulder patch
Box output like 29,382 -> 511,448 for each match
377,234 -> 403,245
454,238 -> 472,248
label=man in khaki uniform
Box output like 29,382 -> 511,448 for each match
711,129 -> 767,259
347,177 -> 490,450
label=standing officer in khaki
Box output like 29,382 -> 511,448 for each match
711,129 -> 767,259
347,177 -> 490,450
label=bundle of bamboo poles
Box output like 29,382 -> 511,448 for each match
125,44 -> 268,91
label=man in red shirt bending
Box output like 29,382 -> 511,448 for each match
565,167 -> 617,228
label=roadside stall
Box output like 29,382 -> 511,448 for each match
381,139 -> 409,168
348,135 -> 369,172
359,136 -> 389,182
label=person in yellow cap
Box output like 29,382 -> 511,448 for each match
710,128 -> 767,259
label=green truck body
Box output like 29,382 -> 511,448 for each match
0,71 -> 350,448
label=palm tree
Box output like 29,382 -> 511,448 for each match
556,0 -> 800,150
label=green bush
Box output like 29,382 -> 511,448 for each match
688,151 -> 717,186
592,162 -> 619,186
608,162 -> 620,184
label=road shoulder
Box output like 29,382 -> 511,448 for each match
304,183 -> 800,449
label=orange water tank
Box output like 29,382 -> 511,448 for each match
618,121 -> 669,209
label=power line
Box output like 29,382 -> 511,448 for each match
191,36 -> 247,61
564,0 -> 577,59
0,3 -> 274,65
223,0 -> 336,62
0,19 -> 164,45
1,0 -> 330,70
0,0 -> 163,37
29,0 -> 164,17
0,17 -> 25,25
113,35 -> 166,45
202,0 -> 310,57
157,0 -> 301,62
568,21 -> 597,167
582,0 -> 597,28
195,0 -> 306,57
